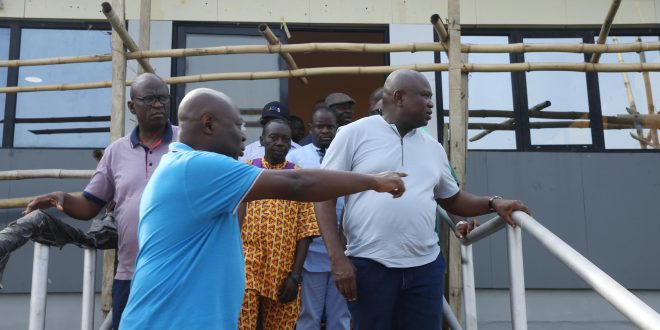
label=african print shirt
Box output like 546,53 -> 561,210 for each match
242,158 -> 320,300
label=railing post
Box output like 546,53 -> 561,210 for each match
506,225 -> 528,330
81,248 -> 96,330
443,296 -> 464,330
29,243 -> 49,330
461,244 -> 478,329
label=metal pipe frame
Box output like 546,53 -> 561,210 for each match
512,211 -> 660,329
29,243 -> 49,330
443,296 -> 464,330
506,225 -> 528,330
81,249 -> 96,330
462,215 -> 506,246
461,244 -> 478,329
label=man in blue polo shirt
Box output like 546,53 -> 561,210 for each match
120,88 -> 407,329
23,73 -> 176,329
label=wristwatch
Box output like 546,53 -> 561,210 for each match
488,195 -> 502,212
289,272 -> 303,285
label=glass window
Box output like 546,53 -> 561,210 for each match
524,38 -> 592,146
184,33 -> 281,144
0,28 -> 9,145
598,36 -> 660,149
14,28 -> 112,148
442,36 -> 516,149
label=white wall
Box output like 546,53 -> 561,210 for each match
1,0 -> 658,25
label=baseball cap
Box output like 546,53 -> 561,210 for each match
325,93 -> 355,108
261,101 -> 289,120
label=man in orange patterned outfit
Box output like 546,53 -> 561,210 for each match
238,118 -> 319,329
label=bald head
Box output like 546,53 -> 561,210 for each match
381,69 -> 434,134
130,73 -> 167,98
178,88 -> 245,159
383,70 -> 428,100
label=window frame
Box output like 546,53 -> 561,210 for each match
0,20 -> 112,149
437,27 -> 660,152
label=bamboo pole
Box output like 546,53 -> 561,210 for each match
637,37 -> 659,147
468,121 -> 636,130
101,2 -> 155,74
0,193 -> 82,209
430,14 -> 449,46
102,0 -> 126,320
470,101 -> 551,142
137,0 -> 151,75
2,62 -> 660,94
613,37 -> 647,148
447,0 -> 464,320
2,41 -> 658,69
258,24 -> 308,85
0,169 -> 93,180
590,0 -> 622,63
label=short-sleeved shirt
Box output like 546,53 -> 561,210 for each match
83,122 -> 178,280
287,143 -> 344,272
321,115 -> 459,268
238,140 -> 301,162
119,142 -> 262,330
242,158 -> 319,300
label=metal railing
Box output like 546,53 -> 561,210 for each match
447,211 -> 660,330
28,243 -> 102,330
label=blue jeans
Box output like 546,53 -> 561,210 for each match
112,279 -> 131,330
347,254 -> 445,330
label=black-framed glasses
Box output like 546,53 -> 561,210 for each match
133,94 -> 171,105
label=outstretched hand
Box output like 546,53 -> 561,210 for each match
492,199 -> 530,227
23,192 -> 65,216
372,172 -> 407,198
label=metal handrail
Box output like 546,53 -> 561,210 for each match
458,212 -> 660,330
28,243 -> 98,330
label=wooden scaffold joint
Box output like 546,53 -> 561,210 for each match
258,24 -> 308,86
101,2 -> 156,74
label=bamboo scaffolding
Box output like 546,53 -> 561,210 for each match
103,0 -> 127,319
613,37 -> 647,148
430,14 -> 449,44
1,41 -> 658,69
2,62 -> 659,95
258,24 -> 308,85
137,0 -> 151,75
449,110 -> 660,128
637,37 -> 659,147
470,101 -> 551,142
101,2 -> 155,74
0,192 -> 82,209
447,0 -> 465,319
468,121 -> 634,130
0,169 -> 93,180
590,0 -> 622,63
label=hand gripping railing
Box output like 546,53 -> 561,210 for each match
455,211 -> 660,330
28,243 -> 101,330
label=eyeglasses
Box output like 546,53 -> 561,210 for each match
133,94 -> 171,105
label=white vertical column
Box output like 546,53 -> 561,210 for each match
81,248 -> 96,330
461,244 -> 478,329
506,225 -> 528,330
29,243 -> 49,330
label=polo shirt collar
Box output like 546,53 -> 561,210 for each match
169,142 -> 193,153
377,115 -> 418,138
129,122 -> 174,148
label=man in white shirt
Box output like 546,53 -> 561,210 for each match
315,69 -> 529,329
239,101 -> 300,162
288,107 -> 350,330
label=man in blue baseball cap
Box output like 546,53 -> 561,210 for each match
239,101 -> 301,161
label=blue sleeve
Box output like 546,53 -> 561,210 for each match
186,152 -> 262,216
